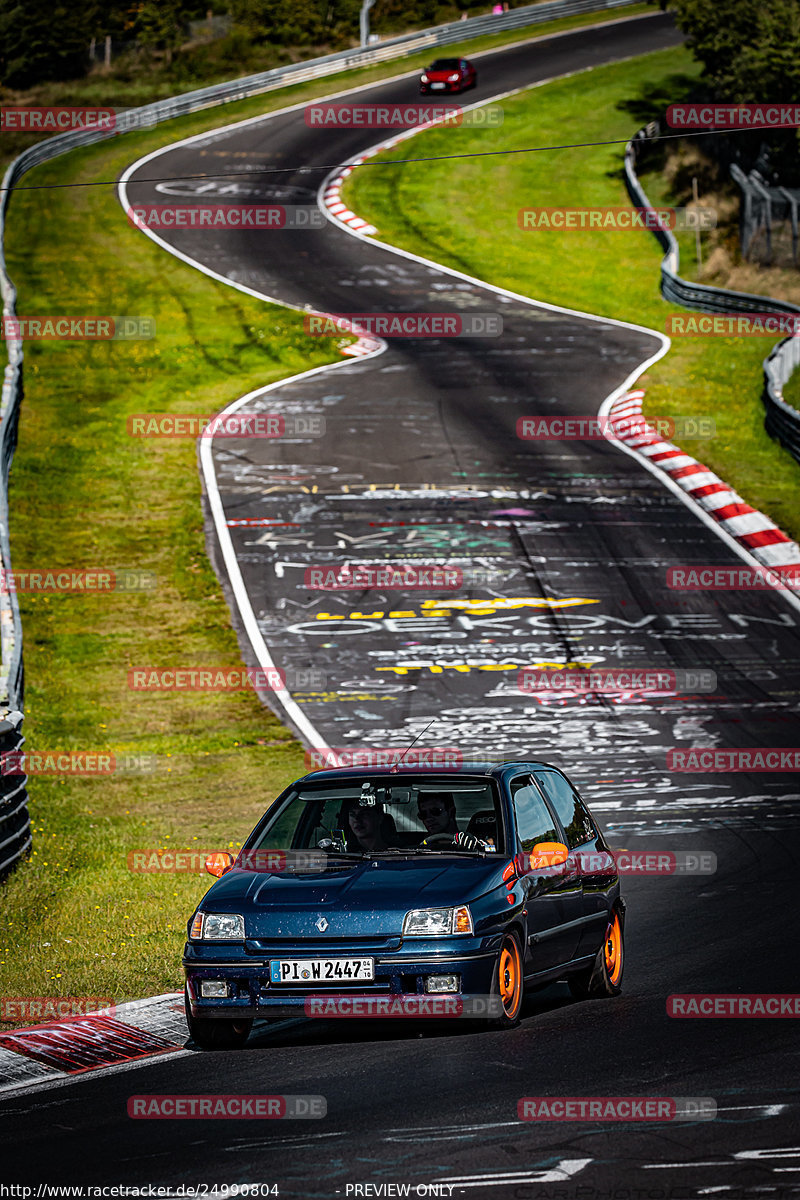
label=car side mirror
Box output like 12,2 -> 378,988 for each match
205,851 -> 234,877
529,841 -> 569,870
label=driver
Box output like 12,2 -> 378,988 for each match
417,792 -> 483,850
417,792 -> 459,837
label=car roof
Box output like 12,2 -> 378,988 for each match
297,760 -> 559,785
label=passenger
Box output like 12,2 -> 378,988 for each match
346,800 -> 389,852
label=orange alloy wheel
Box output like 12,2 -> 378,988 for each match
498,937 -> 522,1018
604,912 -> 623,986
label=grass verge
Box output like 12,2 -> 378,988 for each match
0,98 -> 359,1011
344,45 -> 800,542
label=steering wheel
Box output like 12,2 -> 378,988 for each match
317,836 -> 346,853
420,833 -> 460,847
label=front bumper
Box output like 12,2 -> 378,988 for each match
184,936 -> 499,1021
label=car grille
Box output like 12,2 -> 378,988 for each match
246,937 -> 401,953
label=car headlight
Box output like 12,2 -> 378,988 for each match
448,74 -> 460,82
403,905 -> 473,936
421,74 -> 429,82
190,912 -> 245,940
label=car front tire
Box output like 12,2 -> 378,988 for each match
185,988 -> 253,1050
568,908 -> 624,1000
488,930 -> 524,1028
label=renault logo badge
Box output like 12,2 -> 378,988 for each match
315,916 -> 328,932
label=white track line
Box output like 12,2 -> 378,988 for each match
315,89 -> 800,618
118,24 -> 800,769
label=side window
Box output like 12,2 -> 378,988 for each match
255,799 -> 305,849
511,775 -> 558,852
532,770 -> 596,849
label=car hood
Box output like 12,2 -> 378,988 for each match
201,855 -> 505,939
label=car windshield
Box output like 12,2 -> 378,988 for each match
249,777 -> 504,857
430,59 -> 460,70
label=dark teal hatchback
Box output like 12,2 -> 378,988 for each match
183,761 -> 624,1048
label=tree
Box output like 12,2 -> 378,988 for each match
673,0 -> 800,100
229,0 -> 360,45
0,0 -> 91,88
672,0 -> 800,179
136,0 -> 193,65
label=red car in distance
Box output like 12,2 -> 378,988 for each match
419,58 -> 478,95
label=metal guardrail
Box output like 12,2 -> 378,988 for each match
730,163 -> 800,267
764,337 -> 800,461
0,0 -> 645,881
625,124 -> 800,466
0,712 -> 28,879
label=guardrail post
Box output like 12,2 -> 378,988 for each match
360,0 -> 377,48
750,173 -> 773,265
779,187 -> 799,266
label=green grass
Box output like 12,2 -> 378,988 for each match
344,45 -> 800,542
0,103 -> 354,1014
784,371 -> 800,410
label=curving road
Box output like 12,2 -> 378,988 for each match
3,11 -> 800,1195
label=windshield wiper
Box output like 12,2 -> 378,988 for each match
365,848 -> 417,855
319,851 -> 367,862
396,847 -> 487,858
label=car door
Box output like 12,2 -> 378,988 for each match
531,767 -> 610,959
510,773 -> 584,976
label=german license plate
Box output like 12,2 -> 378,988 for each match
269,957 -> 374,984
431,82 -> 446,89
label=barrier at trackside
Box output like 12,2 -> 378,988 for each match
0,713 -> 29,878
624,122 -> 800,466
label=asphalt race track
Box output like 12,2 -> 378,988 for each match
3,11 -> 800,1196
